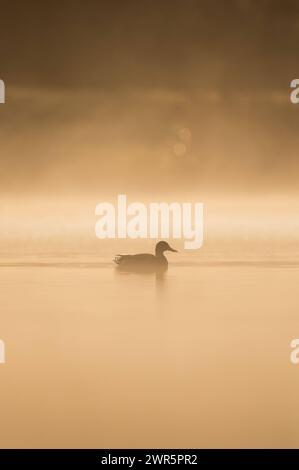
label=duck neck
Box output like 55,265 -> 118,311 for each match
155,247 -> 166,258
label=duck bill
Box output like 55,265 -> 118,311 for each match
168,247 -> 178,252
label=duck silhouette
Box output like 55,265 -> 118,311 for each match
114,241 -> 177,273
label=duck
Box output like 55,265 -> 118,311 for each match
114,241 -> 177,272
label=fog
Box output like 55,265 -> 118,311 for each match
1,1 -> 299,193
0,85 -> 298,194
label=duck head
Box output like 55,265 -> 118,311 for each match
155,241 -> 178,256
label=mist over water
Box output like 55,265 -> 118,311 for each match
1,192 -> 299,262
1,85 -> 299,194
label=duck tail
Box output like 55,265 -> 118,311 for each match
113,254 -> 123,265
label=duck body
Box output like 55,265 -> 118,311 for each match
114,241 -> 177,273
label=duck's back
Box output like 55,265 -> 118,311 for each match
114,252 -> 167,272
115,253 -> 156,265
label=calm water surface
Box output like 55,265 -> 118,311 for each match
0,244 -> 298,448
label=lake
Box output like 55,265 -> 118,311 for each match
0,240 -> 298,448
